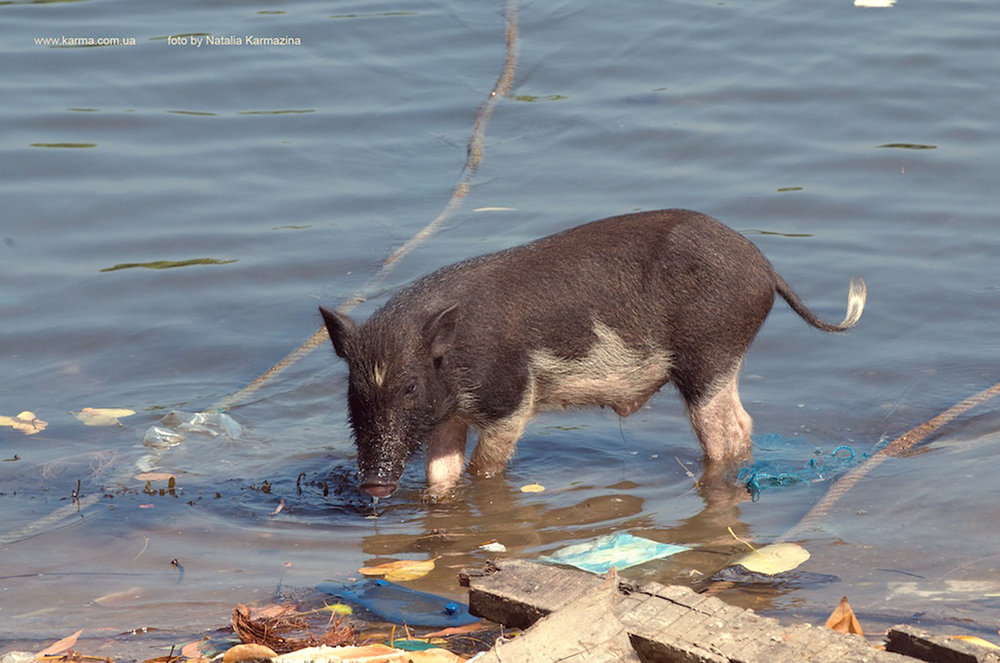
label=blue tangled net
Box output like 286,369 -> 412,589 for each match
736,433 -> 875,502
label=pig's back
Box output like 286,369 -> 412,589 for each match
376,209 -> 780,420
397,208 -> 778,343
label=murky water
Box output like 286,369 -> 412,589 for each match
2,0 -> 999,655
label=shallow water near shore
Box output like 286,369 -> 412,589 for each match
2,0 -> 999,655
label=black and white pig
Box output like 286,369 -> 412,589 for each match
321,209 -> 866,499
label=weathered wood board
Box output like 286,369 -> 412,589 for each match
461,558 -> 920,663
885,625 -> 1000,663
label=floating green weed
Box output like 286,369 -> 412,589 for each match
100,258 -> 238,272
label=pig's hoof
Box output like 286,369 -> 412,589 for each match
422,481 -> 464,502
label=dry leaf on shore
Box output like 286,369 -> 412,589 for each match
825,596 -> 864,636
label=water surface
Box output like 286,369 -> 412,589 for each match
2,0 -> 999,654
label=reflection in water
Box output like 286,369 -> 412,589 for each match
337,457 -> 800,611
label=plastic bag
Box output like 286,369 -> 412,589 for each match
137,410 -> 242,472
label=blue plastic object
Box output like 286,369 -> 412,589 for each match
542,531 -> 690,574
317,578 -> 480,627
737,434 -> 867,501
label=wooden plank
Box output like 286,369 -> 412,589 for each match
463,559 -> 918,663
885,625 -> 1000,663
460,558 -> 604,630
473,568 -> 640,663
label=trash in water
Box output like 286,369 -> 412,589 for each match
542,531 -> 690,574
138,410 -> 242,472
737,434 -> 865,501
72,407 -> 136,427
358,558 -> 437,582
317,578 -> 480,628
729,542 -> 810,575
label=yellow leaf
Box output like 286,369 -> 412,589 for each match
323,603 -> 353,616
825,596 -> 864,636
0,411 -> 47,435
520,483 -> 545,493
135,472 -> 175,482
72,407 -> 136,426
731,542 -> 810,575
359,558 -> 437,582
949,636 -> 1000,650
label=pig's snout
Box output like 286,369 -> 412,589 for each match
360,479 -> 398,499
357,456 -> 406,499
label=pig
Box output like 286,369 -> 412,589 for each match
321,209 -> 866,499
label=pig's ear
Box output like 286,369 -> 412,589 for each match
423,304 -> 459,360
319,306 -> 356,359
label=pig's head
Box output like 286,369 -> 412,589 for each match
319,304 -> 460,499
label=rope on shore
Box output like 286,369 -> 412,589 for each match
0,2 -> 520,548
210,0 -> 520,413
778,379 -> 1000,543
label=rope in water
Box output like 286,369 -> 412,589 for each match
696,379 -> 1000,595
210,0 -> 520,414
0,2 -> 520,548
778,379 -> 1000,543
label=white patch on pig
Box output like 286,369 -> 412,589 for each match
529,320 -> 673,416
468,321 -> 672,477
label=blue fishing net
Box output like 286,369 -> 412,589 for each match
736,433 -> 871,502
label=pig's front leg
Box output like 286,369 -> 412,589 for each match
424,417 -> 469,496
468,410 -> 533,478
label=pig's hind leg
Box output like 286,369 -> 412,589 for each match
685,369 -> 753,462
424,417 -> 469,496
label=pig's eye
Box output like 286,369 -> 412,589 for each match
403,382 -> 417,396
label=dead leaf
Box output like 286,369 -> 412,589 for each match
825,596 -> 864,636
36,629 -> 83,657
359,558 -> 438,582
181,640 -> 205,659
731,542 -> 810,575
949,635 -> 1000,650
520,483 -> 545,493
0,411 -> 47,435
421,623 -> 485,638
135,472 -> 175,482
223,643 -> 278,663
72,407 -> 136,426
